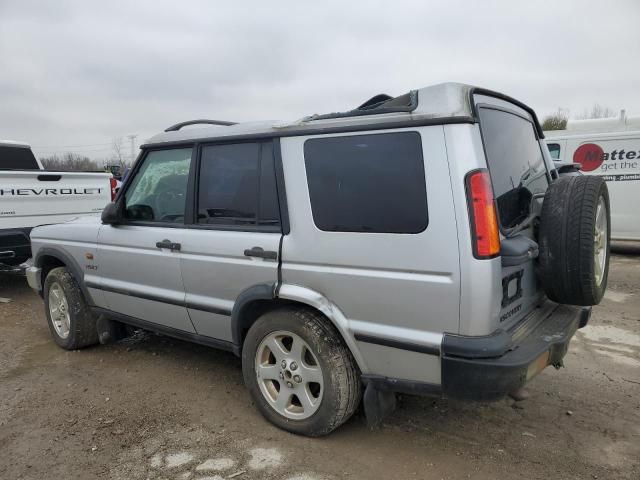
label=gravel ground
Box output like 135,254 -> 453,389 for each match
1,249 -> 639,480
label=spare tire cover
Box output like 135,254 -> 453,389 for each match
538,175 -> 610,306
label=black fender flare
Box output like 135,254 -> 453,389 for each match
230,283 -> 276,350
35,247 -> 95,305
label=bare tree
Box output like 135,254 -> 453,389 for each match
40,153 -> 99,171
111,136 -> 125,168
542,108 -> 569,131
576,104 -> 616,120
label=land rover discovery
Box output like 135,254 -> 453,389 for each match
26,83 -> 610,436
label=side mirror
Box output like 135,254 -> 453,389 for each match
101,201 -> 122,225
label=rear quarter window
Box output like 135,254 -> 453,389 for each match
0,146 -> 39,170
303,132 -> 428,234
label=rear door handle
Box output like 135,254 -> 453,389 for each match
156,239 -> 181,251
244,246 -> 277,260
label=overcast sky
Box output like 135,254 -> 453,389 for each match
1,0 -> 639,162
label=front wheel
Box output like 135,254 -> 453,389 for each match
44,267 -> 99,350
242,308 -> 361,436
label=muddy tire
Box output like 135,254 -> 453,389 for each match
538,175 -> 610,306
242,307 -> 361,437
43,267 -> 99,350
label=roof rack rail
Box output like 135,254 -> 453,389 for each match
164,119 -> 237,132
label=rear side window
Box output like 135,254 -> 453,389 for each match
547,143 -> 561,160
0,146 -> 39,170
197,142 -> 280,229
478,107 -> 549,229
304,132 -> 428,233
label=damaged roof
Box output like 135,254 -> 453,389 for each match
144,83 -> 532,147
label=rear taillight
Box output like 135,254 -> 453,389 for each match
465,169 -> 500,259
109,177 -> 117,201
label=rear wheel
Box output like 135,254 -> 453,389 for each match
538,175 -> 610,305
44,267 -> 99,349
242,307 -> 361,436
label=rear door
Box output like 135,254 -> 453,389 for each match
476,97 -> 550,327
96,147 -> 195,332
179,140 -> 282,342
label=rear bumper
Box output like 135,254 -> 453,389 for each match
441,301 -> 591,401
0,227 -> 32,266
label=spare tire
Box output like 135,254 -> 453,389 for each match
538,175 -> 610,306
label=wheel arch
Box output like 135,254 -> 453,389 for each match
231,283 -> 278,348
35,247 -> 95,305
231,283 -> 368,373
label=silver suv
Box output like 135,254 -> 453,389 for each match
26,83 -> 610,436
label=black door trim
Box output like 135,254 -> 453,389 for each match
85,280 -> 232,316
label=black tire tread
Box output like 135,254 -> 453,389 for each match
291,308 -> 361,432
242,307 -> 361,436
538,175 -> 610,305
44,267 -> 99,349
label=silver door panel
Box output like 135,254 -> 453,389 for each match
180,229 -> 280,339
97,225 -> 194,332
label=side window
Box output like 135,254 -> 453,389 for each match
124,148 -> 192,223
304,132 -> 428,233
197,142 -> 280,229
547,143 -> 561,160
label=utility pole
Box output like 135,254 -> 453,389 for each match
127,134 -> 137,165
